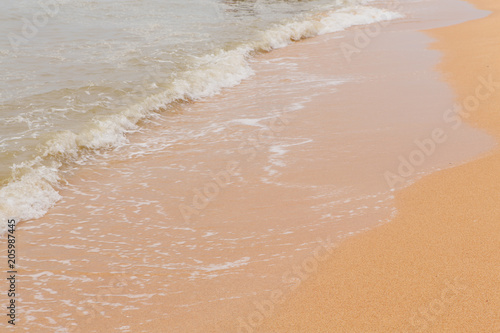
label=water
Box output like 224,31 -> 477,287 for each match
0,0 -> 402,232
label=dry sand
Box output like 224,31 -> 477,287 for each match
260,0 -> 500,332
0,0 -> 498,332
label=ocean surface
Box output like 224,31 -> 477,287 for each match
5,1 -> 496,331
0,0 -> 402,233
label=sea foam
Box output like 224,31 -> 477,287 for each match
0,4 -> 402,234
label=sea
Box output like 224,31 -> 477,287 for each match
0,0 -> 402,233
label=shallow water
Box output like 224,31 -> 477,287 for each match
0,0 -> 496,331
0,0 -> 402,231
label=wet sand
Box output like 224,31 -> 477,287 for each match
0,0 -> 498,332
260,0 -> 500,331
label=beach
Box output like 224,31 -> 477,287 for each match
0,0 -> 499,332
259,0 -> 500,331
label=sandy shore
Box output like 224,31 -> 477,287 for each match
0,0 -> 498,332
260,0 -> 500,332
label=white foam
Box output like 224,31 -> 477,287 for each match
318,6 -> 403,35
0,160 -> 61,235
200,256 -> 251,271
255,6 -> 403,51
0,4 -> 403,234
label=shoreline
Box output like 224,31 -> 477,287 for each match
260,0 -> 500,331
1,0 -> 498,332
0,2 -> 403,235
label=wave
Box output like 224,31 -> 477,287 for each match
0,5 -> 403,234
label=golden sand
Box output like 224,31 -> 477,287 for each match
260,0 -> 500,331
1,1 -> 498,332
